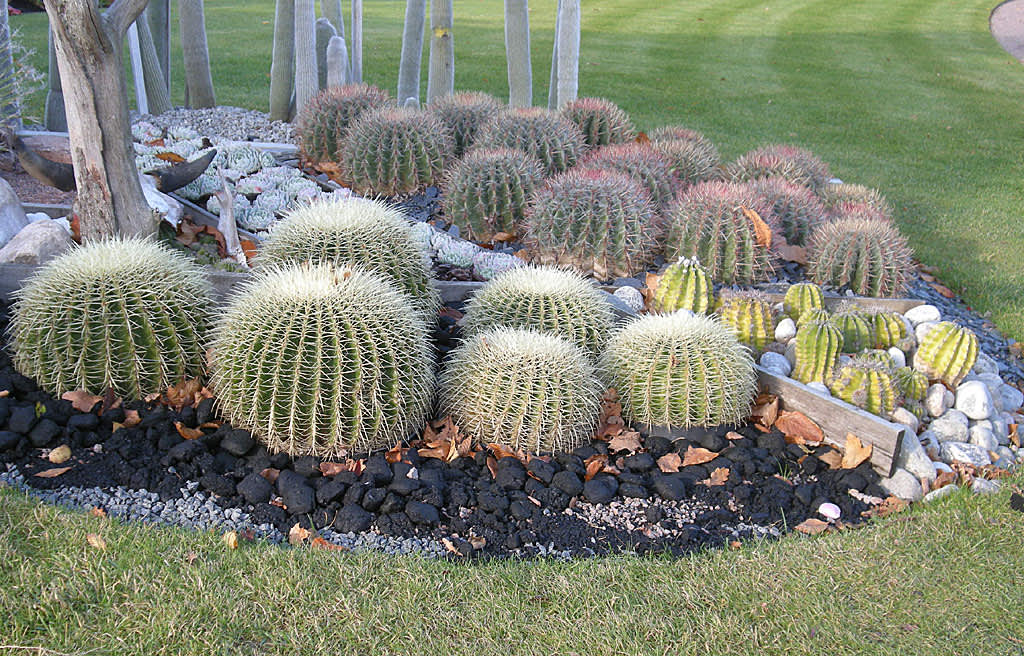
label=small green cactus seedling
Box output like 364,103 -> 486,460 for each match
462,266 -> 613,355
428,91 -> 503,157
828,361 -> 896,416
831,307 -> 873,353
869,310 -> 908,349
10,238 -> 213,399
783,282 -> 825,321
726,144 -> 831,192
792,319 -> 843,384
807,217 -> 914,298
893,366 -> 929,402
751,177 -> 828,246
296,83 -> 393,163
579,142 -> 678,209
439,327 -> 603,453
474,108 -> 587,175
603,312 -> 756,429
210,265 -> 435,458
716,291 -> 774,353
913,321 -> 978,387
651,257 -> 714,315
559,97 -> 636,147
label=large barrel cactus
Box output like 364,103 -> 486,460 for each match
820,183 -> 892,218
259,196 -> 440,318
559,97 -> 636,147
604,312 -> 756,429
210,265 -> 435,457
296,83 -> 392,163
439,327 -> 603,453
651,257 -> 714,315
10,238 -> 213,399
751,177 -> 828,246
579,142 -> 678,209
648,128 -> 721,187
524,168 -> 660,279
427,91 -> 503,157
726,144 -> 831,192
474,107 -> 587,174
807,217 -> 914,298
792,319 -> 843,384
462,266 -> 613,355
913,321 -> 978,387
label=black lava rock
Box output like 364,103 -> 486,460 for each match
334,504 -> 373,533
619,482 -> 649,499
0,430 -> 19,451
293,455 -> 321,478
652,473 -> 690,501
405,500 -> 440,525
362,455 -> 393,485
276,470 -> 315,515
623,452 -> 656,472
28,419 -> 61,447
8,405 -> 38,435
477,489 -> 509,513
583,476 -> 617,504
67,413 -> 99,431
388,472 -> 421,496
200,472 -> 236,498
195,397 -> 215,426
316,480 -> 347,506
219,429 -> 255,457
361,487 -> 386,512
495,459 -> 527,490
526,458 -> 556,484
551,470 -> 584,497
237,472 -> 273,505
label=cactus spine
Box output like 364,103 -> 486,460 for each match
443,148 -> 544,242
807,217 -> 914,298
475,108 -> 587,175
857,349 -> 895,368
783,282 -> 825,321
913,321 -> 978,387
716,291 -> 774,353
831,308 -> 872,353
828,361 -> 896,416
893,366 -> 929,402
792,319 -> 843,384
796,307 -> 831,326
651,257 -> 714,315
603,312 -> 757,429
293,0 -> 318,113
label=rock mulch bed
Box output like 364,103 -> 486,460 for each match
131,106 -> 295,145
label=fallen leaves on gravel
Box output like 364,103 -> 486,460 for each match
608,431 -> 642,454
288,523 -> 311,546
775,410 -> 824,446
749,394 -> 779,431
86,533 -> 106,550
656,453 -> 681,473
311,537 -> 347,551
123,409 -> 141,428
34,466 -> 71,478
61,390 -> 103,413
840,433 -> 872,469
47,444 -> 71,464
929,282 -> 956,298
794,518 -> 830,535
706,467 -> 729,486
174,421 -> 203,440
320,460 -> 362,476
682,446 -> 717,466
863,496 -> 908,518
818,448 -> 842,470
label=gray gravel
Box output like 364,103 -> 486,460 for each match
131,106 -> 296,144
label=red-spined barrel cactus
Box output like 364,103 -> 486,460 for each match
579,142 -> 678,209
559,97 -> 636,147
820,183 -> 892,218
649,127 -> 721,186
427,91 -> 503,157
751,177 -> 828,246
474,108 -> 587,175
296,83 -> 393,163
727,144 -> 831,192
807,217 -> 913,298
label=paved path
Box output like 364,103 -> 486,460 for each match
991,0 -> 1024,61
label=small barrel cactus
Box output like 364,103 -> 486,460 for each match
913,321 -> 978,387
427,91 -> 503,157
340,107 -> 455,196
651,257 -> 714,315
210,265 -> 435,458
471,250 -> 524,281
831,307 -> 872,353
726,144 -> 831,192
439,327 -> 604,453
10,238 -> 213,399
792,319 -> 843,384
524,168 -> 659,280
869,310 -> 909,349
820,183 -> 892,218
296,83 -> 393,163
751,177 -> 828,246
462,266 -> 613,355
796,307 -> 832,326
828,361 -> 896,416
664,180 -> 773,285
783,282 -> 825,321
893,366 -> 929,402
857,349 -> 895,368
716,291 -> 774,353
559,97 -> 636,147
442,148 -> 545,242
807,217 -> 914,298
603,312 -> 756,429
259,196 -> 440,318
436,238 -> 478,268
579,142 -> 678,209
474,108 -> 587,175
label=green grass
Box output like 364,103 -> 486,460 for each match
2,478 -> 1023,655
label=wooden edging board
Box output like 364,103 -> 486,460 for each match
760,291 -> 922,314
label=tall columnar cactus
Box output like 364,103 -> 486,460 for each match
559,97 -> 636,147
503,0 -> 532,108
820,183 -> 892,218
523,168 -> 659,279
315,17 -> 337,91
296,83 -> 392,164
751,177 -> 828,246
603,312 -> 757,429
828,361 -> 896,417
913,321 -> 978,387
269,0 -> 295,121
326,35 -> 349,88
783,282 -> 825,321
428,91 -> 503,157
43,28 -> 65,131
651,257 -> 714,315
893,366 -> 929,402
443,148 -> 545,242
259,196 -> 440,319
339,107 -> 454,196
792,319 -> 843,384
440,327 -> 603,453
426,0 -> 454,103
462,266 -> 613,355
807,217 -> 914,298
831,306 -> 872,353
397,0 -> 427,104
210,265 -> 435,458
9,238 -> 213,399
664,180 -> 774,285
716,291 -> 774,353
474,107 -> 587,175
579,142 -> 678,209
726,144 -> 831,192
179,0 -> 216,108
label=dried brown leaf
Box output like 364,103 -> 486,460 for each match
794,518 -> 830,535
123,409 -> 141,428
841,433 -> 872,469
222,530 -> 239,550
174,421 -> 203,440
608,431 -> 642,454
288,523 -> 311,545
486,456 -> 498,480
818,448 -> 843,470
155,151 -> 185,163
89,507 -> 107,518
311,536 -> 347,551
776,410 -> 824,446
61,390 -> 104,413
35,466 -> 71,478
931,470 -> 957,491
742,206 -> 772,249
584,454 -> 608,482
657,452 -> 682,473
260,468 -> 280,483
929,282 -> 955,299
86,533 -> 106,550
682,446 -> 718,466
707,467 -> 730,486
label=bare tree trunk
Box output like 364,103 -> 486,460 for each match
43,28 -> 66,131
555,0 -> 579,108
426,0 -> 453,103
179,0 -> 215,108
294,0 -> 317,112
145,0 -> 170,92
397,0 -> 426,105
350,0 -> 362,83
44,0 -> 157,239
269,0 -> 294,122
503,0 -> 531,108
320,0 -> 345,39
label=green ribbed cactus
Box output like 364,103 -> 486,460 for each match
524,168 -> 659,279
603,312 -> 756,428
474,107 -> 587,175
579,142 -> 678,209
857,349 -> 895,368
651,257 -> 714,315
339,106 -> 454,196
726,144 -> 831,192
808,217 -> 914,298
296,83 -> 392,163
259,196 -> 440,318
10,238 -> 213,399
648,127 -> 720,187
664,181 -> 773,285
442,148 -> 545,242
831,307 -> 872,353
792,319 -> 843,384
427,91 -> 503,157
783,282 -> 825,321
820,183 -> 892,218
869,310 -> 908,349
893,366 -> 929,402
559,97 -> 636,147
210,265 -> 435,458
716,291 -> 774,353
462,266 -> 613,355
751,177 -> 828,246
797,307 -> 831,326
439,327 -> 603,453
913,321 -> 978,387
828,361 -> 896,416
